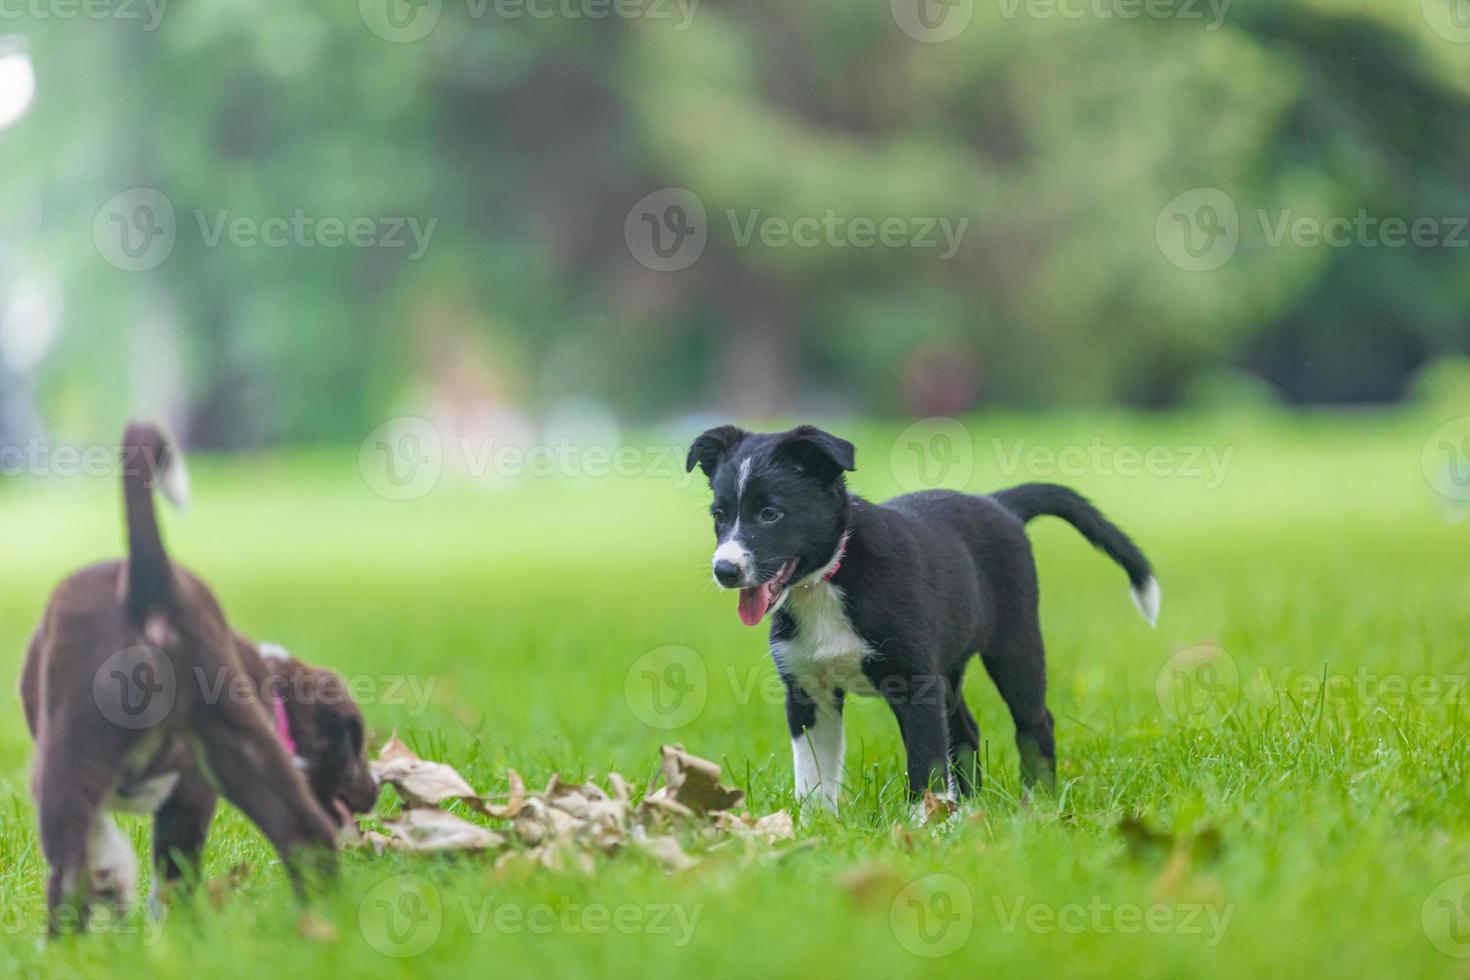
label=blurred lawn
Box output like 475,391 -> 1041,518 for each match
0,412 -> 1467,978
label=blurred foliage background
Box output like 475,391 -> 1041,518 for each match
1,0 -> 1469,448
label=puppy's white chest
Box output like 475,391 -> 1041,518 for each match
772,582 -> 877,699
110,772 -> 180,815
107,735 -> 180,814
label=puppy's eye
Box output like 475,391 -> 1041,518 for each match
758,507 -> 783,524
711,508 -> 726,523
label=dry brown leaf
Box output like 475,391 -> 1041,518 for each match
372,732 -> 482,809
297,912 -> 339,942
384,808 -> 506,852
359,742 -> 794,870
920,790 -> 957,826
358,830 -> 399,855
641,746 -> 744,820
751,810 -> 795,842
377,732 -> 418,765
637,834 -> 698,873
719,810 -> 795,844
480,768 -> 526,819
204,862 -> 251,911
837,864 -> 906,910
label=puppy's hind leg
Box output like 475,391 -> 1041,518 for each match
86,816 -> 139,914
151,766 -> 217,909
979,625 -> 1056,792
944,665 -> 982,797
35,733 -> 130,931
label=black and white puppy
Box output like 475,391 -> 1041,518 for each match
686,424 -> 1158,812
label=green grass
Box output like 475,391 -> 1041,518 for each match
1,411 -> 1468,978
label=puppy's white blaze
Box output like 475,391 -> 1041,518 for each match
1131,576 -> 1161,627
86,816 -> 138,907
737,457 -> 752,496
259,642 -> 291,662
159,448 -> 190,513
792,709 -> 844,814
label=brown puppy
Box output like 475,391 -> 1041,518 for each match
20,421 -> 379,927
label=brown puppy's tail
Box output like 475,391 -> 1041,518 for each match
121,420 -> 190,624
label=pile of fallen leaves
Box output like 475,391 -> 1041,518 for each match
359,736 -> 795,872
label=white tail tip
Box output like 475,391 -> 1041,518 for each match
1130,576 -> 1160,627
159,450 -> 190,513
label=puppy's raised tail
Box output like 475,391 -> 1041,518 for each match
122,420 -> 190,624
993,482 -> 1159,627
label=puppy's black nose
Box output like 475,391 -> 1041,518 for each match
713,559 -> 743,587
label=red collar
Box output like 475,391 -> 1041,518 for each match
272,690 -> 296,755
822,532 -> 850,582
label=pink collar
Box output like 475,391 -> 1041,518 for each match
822,532 -> 850,582
272,691 -> 296,755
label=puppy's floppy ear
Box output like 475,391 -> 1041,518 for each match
685,425 -> 748,479
775,425 -> 856,482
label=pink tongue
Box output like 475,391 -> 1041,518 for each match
738,583 -> 772,626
